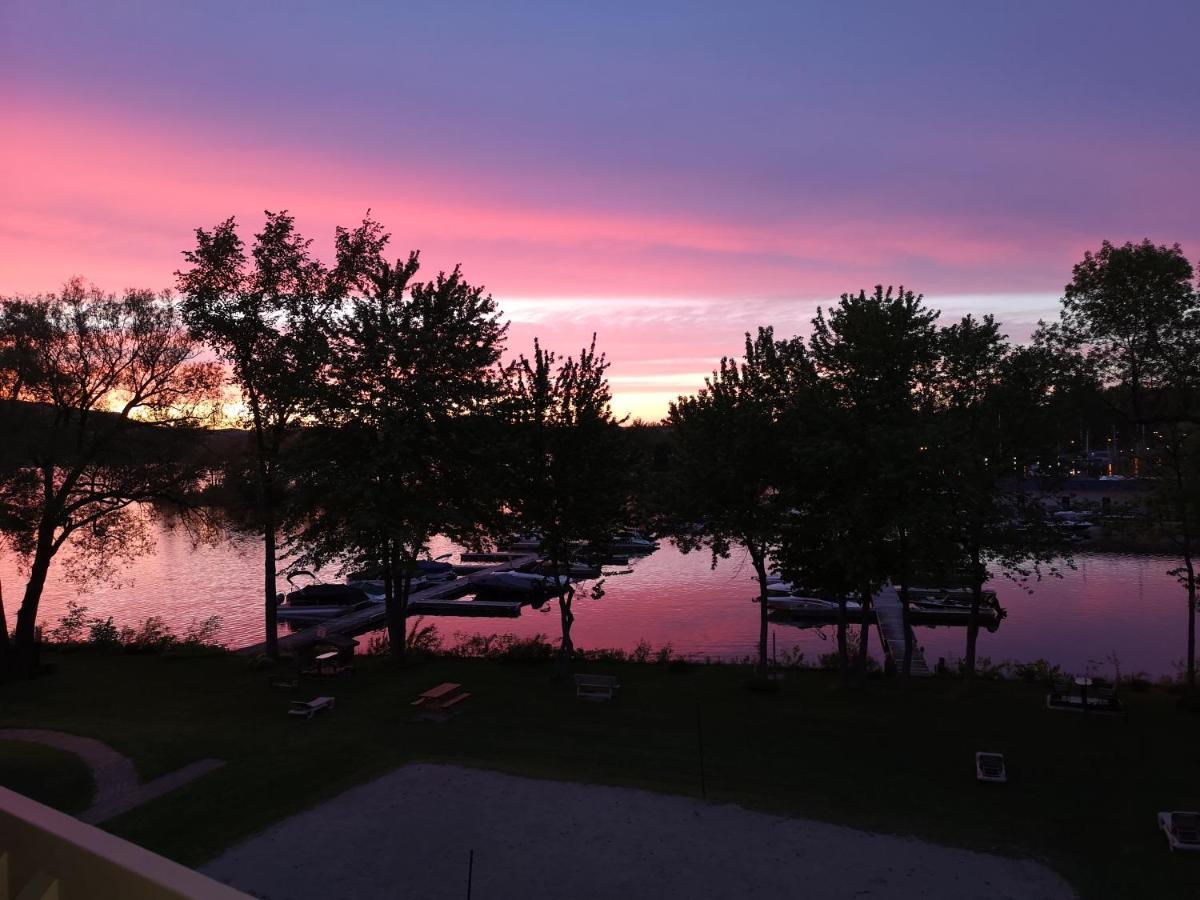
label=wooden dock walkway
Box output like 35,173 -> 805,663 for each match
873,585 -> 931,677
241,552 -> 539,656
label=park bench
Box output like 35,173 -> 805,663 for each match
575,674 -> 619,702
288,696 -> 335,719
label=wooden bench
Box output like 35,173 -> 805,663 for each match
575,674 -> 619,701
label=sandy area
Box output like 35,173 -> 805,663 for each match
203,763 -> 1074,899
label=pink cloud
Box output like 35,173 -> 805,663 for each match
4,96 -> 1192,420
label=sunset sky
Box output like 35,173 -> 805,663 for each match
3,1 -> 1199,420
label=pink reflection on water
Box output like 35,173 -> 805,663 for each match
0,522 -> 1186,678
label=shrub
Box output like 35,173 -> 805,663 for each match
450,633 -> 555,663
1009,659 -> 1062,685
87,617 -> 120,647
126,617 -> 176,652
406,618 -> 443,657
50,601 -> 90,644
182,616 -> 225,648
1127,673 -> 1153,692
744,675 -> 781,693
631,640 -> 653,664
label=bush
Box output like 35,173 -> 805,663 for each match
87,617 -> 120,647
125,616 -> 175,652
450,633 -> 555,663
744,676 -> 781,693
182,616 -> 225,648
1127,673 -> 1153,692
44,604 -> 225,655
1009,659 -> 1062,685
51,601 -> 90,644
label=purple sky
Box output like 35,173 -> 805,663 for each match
3,1 -> 1198,418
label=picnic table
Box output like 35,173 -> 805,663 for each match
412,682 -> 462,706
302,649 -> 351,677
411,682 -> 471,712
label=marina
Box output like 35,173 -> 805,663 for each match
1,522 -> 1188,678
242,552 -> 540,656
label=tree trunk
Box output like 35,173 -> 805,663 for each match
0,576 -> 9,676
899,529 -> 912,678
384,541 -> 407,664
1184,550 -> 1196,691
555,587 -> 575,677
398,569 -> 412,664
964,547 -> 983,682
750,547 -> 770,675
857,590 -> 872,680
836,596 -> 849,680
1169,431 -> 1197,691
382,539 -> 395,649
262,503 -> 279,659
13,530 -> 54,676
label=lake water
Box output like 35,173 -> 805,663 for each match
1,521 -> 1189,679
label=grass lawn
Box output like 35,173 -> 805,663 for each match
0,738 -> 94,814
2,650 -> 1198,899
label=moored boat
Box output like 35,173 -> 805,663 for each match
766,595 -> 863,615
468,570 -> 570,598
277,583 -> 373,620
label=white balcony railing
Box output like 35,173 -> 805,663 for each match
0,786 -> 248,899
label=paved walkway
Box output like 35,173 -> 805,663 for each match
0,727 -> 224,823
204,764 -> 1075,900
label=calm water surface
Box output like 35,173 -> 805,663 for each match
2,521 -> 1189,678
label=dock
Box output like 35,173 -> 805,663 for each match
873,586 -> 931,677
242,552 -> 539,656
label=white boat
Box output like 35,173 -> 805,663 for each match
505,534 -> 543,551
906,587 -> 998,609
1052,510 -> 1094,529
767,596 -> 862,615
608,531 -> 658,553
347,577 -> 437,599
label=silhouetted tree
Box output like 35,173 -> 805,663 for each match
0,281 -> 218,675
504,337 -> 628,675
801,287 -> 940,678
668,328 -> 814,675
177,212 -> 332,658
289,217 -> 509,662
1051,240 -> 1200,686
929,315 -> 1066,679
